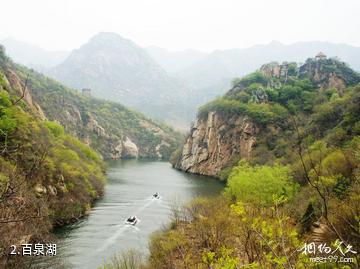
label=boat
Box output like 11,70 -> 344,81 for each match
125,216 -> 138,225
152,192 -> 160,199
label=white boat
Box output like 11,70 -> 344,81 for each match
125,216 -> 138,225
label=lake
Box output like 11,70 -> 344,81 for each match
44,160 -> 224,269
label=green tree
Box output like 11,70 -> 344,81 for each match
225,161 -> 298,206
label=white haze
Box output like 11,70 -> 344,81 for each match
0,0 -> 360,52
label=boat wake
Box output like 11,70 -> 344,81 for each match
134,198 -> 156,214
96,226 -> 130,252
96,198 -> 157,252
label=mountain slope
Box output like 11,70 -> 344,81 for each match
0,45 -> 181,161
48,32 -> 192,127
0,47 -> 106,267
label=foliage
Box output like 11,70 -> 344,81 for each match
198,97 -> 288,125
147,196 -> 309,269
0,91 -> 17,137
43,120 -> 65,138
0,69 -> 106,266
236,71 -> 268,88
225,161 -> 298,206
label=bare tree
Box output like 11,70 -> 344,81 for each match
12,73 -> 29,106
290,115 -> 346,243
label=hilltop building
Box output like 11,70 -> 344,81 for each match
315,52 -> 327,60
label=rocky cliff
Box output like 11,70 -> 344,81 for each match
176,111 -> 259,177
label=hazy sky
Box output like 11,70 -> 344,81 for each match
1,0 -> 360,52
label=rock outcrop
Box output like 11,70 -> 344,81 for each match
121,137 -> 139,158
175,111 -> 259,177
86,114 -> 108,137
260,62 -> 294,80
3,68 -> 47,119
299,57 -> 360,91
260,58 -> 360,93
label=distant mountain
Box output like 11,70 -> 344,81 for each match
0,38 -> 69,68
48,32 -> 193,128
7,37 -> 360,129
145,46 -> 206,73
176,41 -> 360,90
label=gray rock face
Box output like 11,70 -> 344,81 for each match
111,142 -> 123,159
86,114 -> 107,137
175,111 -> 259,177
260,62 -> 292,79
121,137 -> 139,158
260,59 -> 359,93
299,59 -> 346,91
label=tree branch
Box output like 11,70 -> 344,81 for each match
13,73 -> 29,106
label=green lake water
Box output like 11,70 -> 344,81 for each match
43,160 -> 224,269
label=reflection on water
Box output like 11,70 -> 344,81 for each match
42,160 -> 224,269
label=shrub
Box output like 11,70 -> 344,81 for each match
198,98 -> 247,119
0,91 -> 17,136
237,71 -> 268,87
198,98 -> 288,125
43,121 -> 65,138
225,161 -> 298,206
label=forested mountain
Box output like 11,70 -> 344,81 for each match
147,55 -> 360,268
0,46 -> 106,267
175,55 -> 360,176
0,46 -> 180,161
48,32 -> 194,128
